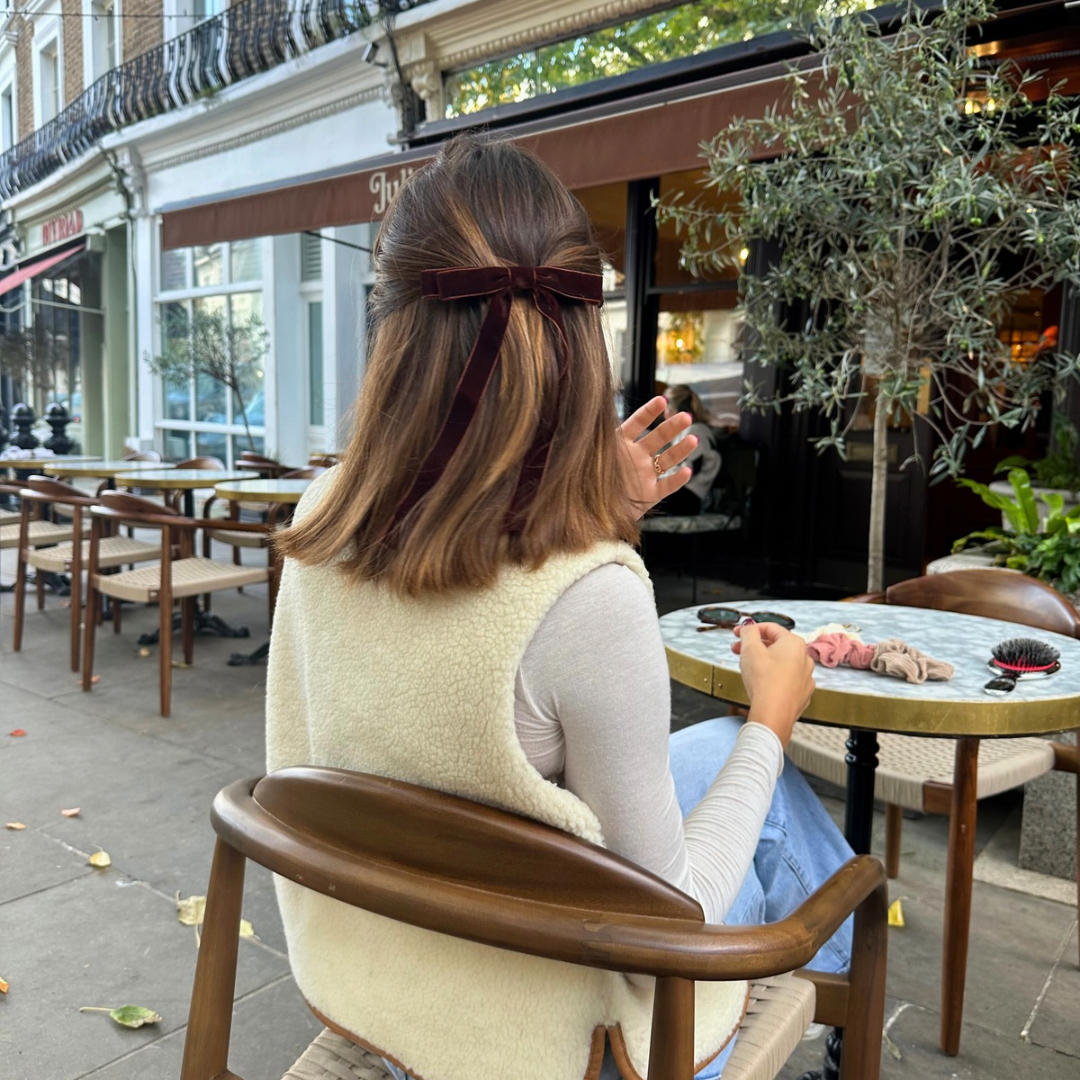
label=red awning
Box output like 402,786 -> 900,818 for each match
0,243 -> 86,298
160,69 -> 795,249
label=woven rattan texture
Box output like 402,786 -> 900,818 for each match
279,974 -> 813,1080
0,520 -> 85,550
28,536 -> 161,573
208,527 -> 269,549
789,723 -> 1056,810
93,557 -> 268,602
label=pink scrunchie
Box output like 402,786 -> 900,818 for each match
806,633 -> 877,669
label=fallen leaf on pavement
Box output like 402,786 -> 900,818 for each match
176,894 -> 206,927
88,850 -> 111,868
5,822 -> 26,830
61,808 -> 81,818
0,975 -> 8,993
888,898 -> 905,928
79,1005 -> 162,1028
239,919 -> 257,940
8,729 -> 25,737
138,647 -> 151,658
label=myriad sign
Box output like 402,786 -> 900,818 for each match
41,209 -> 84,246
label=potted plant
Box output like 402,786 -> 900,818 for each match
988,413 -> 1080,526
656,0 -> 1080,593
951,468 -> 1080,600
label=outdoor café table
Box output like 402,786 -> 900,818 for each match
125,468 -> 259,517
659,598 -> 1080,1060
41,459 -> 176,493
213,476 -> 314,666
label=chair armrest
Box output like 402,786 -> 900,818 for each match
843,592 -> 886,604
1051,739 -> 1080,775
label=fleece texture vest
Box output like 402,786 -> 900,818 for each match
265,470 -> 747,1080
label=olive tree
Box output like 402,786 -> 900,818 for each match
658,0 -> 1080,591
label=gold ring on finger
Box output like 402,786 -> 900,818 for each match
653,454 -> 663,477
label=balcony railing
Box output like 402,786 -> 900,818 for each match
0,0 -> 431,202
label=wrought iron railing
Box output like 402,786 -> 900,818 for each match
0,0 -> 432,202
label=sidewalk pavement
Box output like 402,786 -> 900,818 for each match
1,561 -> 1077,1080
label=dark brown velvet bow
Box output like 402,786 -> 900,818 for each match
390,265 -> 604,531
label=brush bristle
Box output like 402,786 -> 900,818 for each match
990,637 -> 1060,672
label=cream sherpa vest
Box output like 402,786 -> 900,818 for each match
265,470 -> 748,1080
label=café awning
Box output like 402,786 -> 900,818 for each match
160,66 -> 795,250
0,242 -> 86,298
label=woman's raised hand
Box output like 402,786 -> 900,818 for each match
732,623 -> 815,748
618,396 -> 697,518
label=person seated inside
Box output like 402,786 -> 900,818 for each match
266,134 -> 853,1080
655,384 -> 721,515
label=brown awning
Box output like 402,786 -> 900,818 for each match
161,70 -> 792,250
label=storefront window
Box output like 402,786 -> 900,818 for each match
155,237 -> 268,466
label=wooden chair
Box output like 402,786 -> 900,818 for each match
12,478 -> 161,671
181,768 -> 888,1080
238,451 -> 290,477
82,493 -> 272,717
787,568 -> 1080,1054
202,466 -> 325,567
122,450 -> 162,462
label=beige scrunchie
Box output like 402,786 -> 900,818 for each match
870,639 -> 955,684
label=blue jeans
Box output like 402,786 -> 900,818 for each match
387,716 -> 854,1080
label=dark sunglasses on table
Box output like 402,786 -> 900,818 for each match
696,607 -> 797,632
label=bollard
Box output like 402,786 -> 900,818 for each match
9,402 -> 38,450
43,402 -> 74,454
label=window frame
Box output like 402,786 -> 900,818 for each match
32,13 -> 63,128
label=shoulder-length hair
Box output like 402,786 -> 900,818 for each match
277,135 -> 639,595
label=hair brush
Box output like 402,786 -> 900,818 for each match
983,637 -> 1061,696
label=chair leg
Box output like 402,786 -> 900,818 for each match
82,584 -> 99,692
838,875 -> 889,1080
69,566 -> 82,673
36,568 -> 44,611
179,838 -> 246,1080
160,599 -> 173,718
646,976 -> 695,1080
182,598 -> 195,667
941,737 -> 979,1056
884,803 -> 903,879
12,553 -> 27,653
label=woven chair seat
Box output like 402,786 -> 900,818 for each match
0,508 -> 19,525
789,723 -> 1056,811
28,536 -> 162,573
0,520 -> 86,550
208,527 -> 269,549
94,557 -> 269,603
639,512 -> 741,535
279,974 -> 813,1080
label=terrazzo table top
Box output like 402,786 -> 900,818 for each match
41,460 -> 176,478
660,599 -> 1080,737
213,478 -> 313,503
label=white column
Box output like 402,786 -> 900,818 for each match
269,233 -> 306,466
325,224 -> 372,452
133,214 -> 157,447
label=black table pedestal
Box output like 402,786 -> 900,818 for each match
227,640 -> 269,666
137,610 -> 250,646
799,727 -> 879,1080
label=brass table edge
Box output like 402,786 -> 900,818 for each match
665,647 -> 1080,738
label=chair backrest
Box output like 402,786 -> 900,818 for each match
22,475 -> 92,505
281,466 -> 326,479
308,453 -> 339,468
90,490 -> 182,530
177,456 -> 225,470
123,450 -> 162,462
883,569 -> 1080,639
239,452 -> 288,476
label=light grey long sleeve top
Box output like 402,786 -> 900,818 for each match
514,563 -> 784,923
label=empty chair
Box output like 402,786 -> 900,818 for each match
0,480 -> 88,553
12,478 -> 161,671
180,768 -> 888,1080
122,450 -> 162,462
787,568 -> 1080,1052
238,451 -> 290,477
82,492 -> 272,716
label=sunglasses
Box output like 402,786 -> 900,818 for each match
696,607 -> 797,632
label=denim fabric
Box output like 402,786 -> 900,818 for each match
383,715 -> 853,1080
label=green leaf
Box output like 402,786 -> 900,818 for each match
1008,470 -> 1040,535
109,1006 -> 162,1029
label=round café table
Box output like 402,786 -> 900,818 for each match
660,599 -> 1080,1064
213,477 -> 314,666
128,469 -> 259,517
42,459 -> 176,493
2,454 -> 101,473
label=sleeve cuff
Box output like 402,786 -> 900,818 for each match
737,720 -> 786,778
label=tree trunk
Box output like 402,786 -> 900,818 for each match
234,388 -> 256,453
866,383 -> 889,593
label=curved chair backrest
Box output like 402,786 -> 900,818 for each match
123,450 -> 162,462
92,490 -> 182,528
281,466 -> 326,480
22,475 -> 91,504
884,569 -> 1080,640
177,456 -> 226,471
239,452 -> 288,476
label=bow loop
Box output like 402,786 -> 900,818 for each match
392,263 -> 604,533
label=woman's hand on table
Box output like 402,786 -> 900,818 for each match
732,623 -> 815,748
617,396 -> 696,519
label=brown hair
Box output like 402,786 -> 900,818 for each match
666,384 -> 712,426
277,135 -> 638,595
